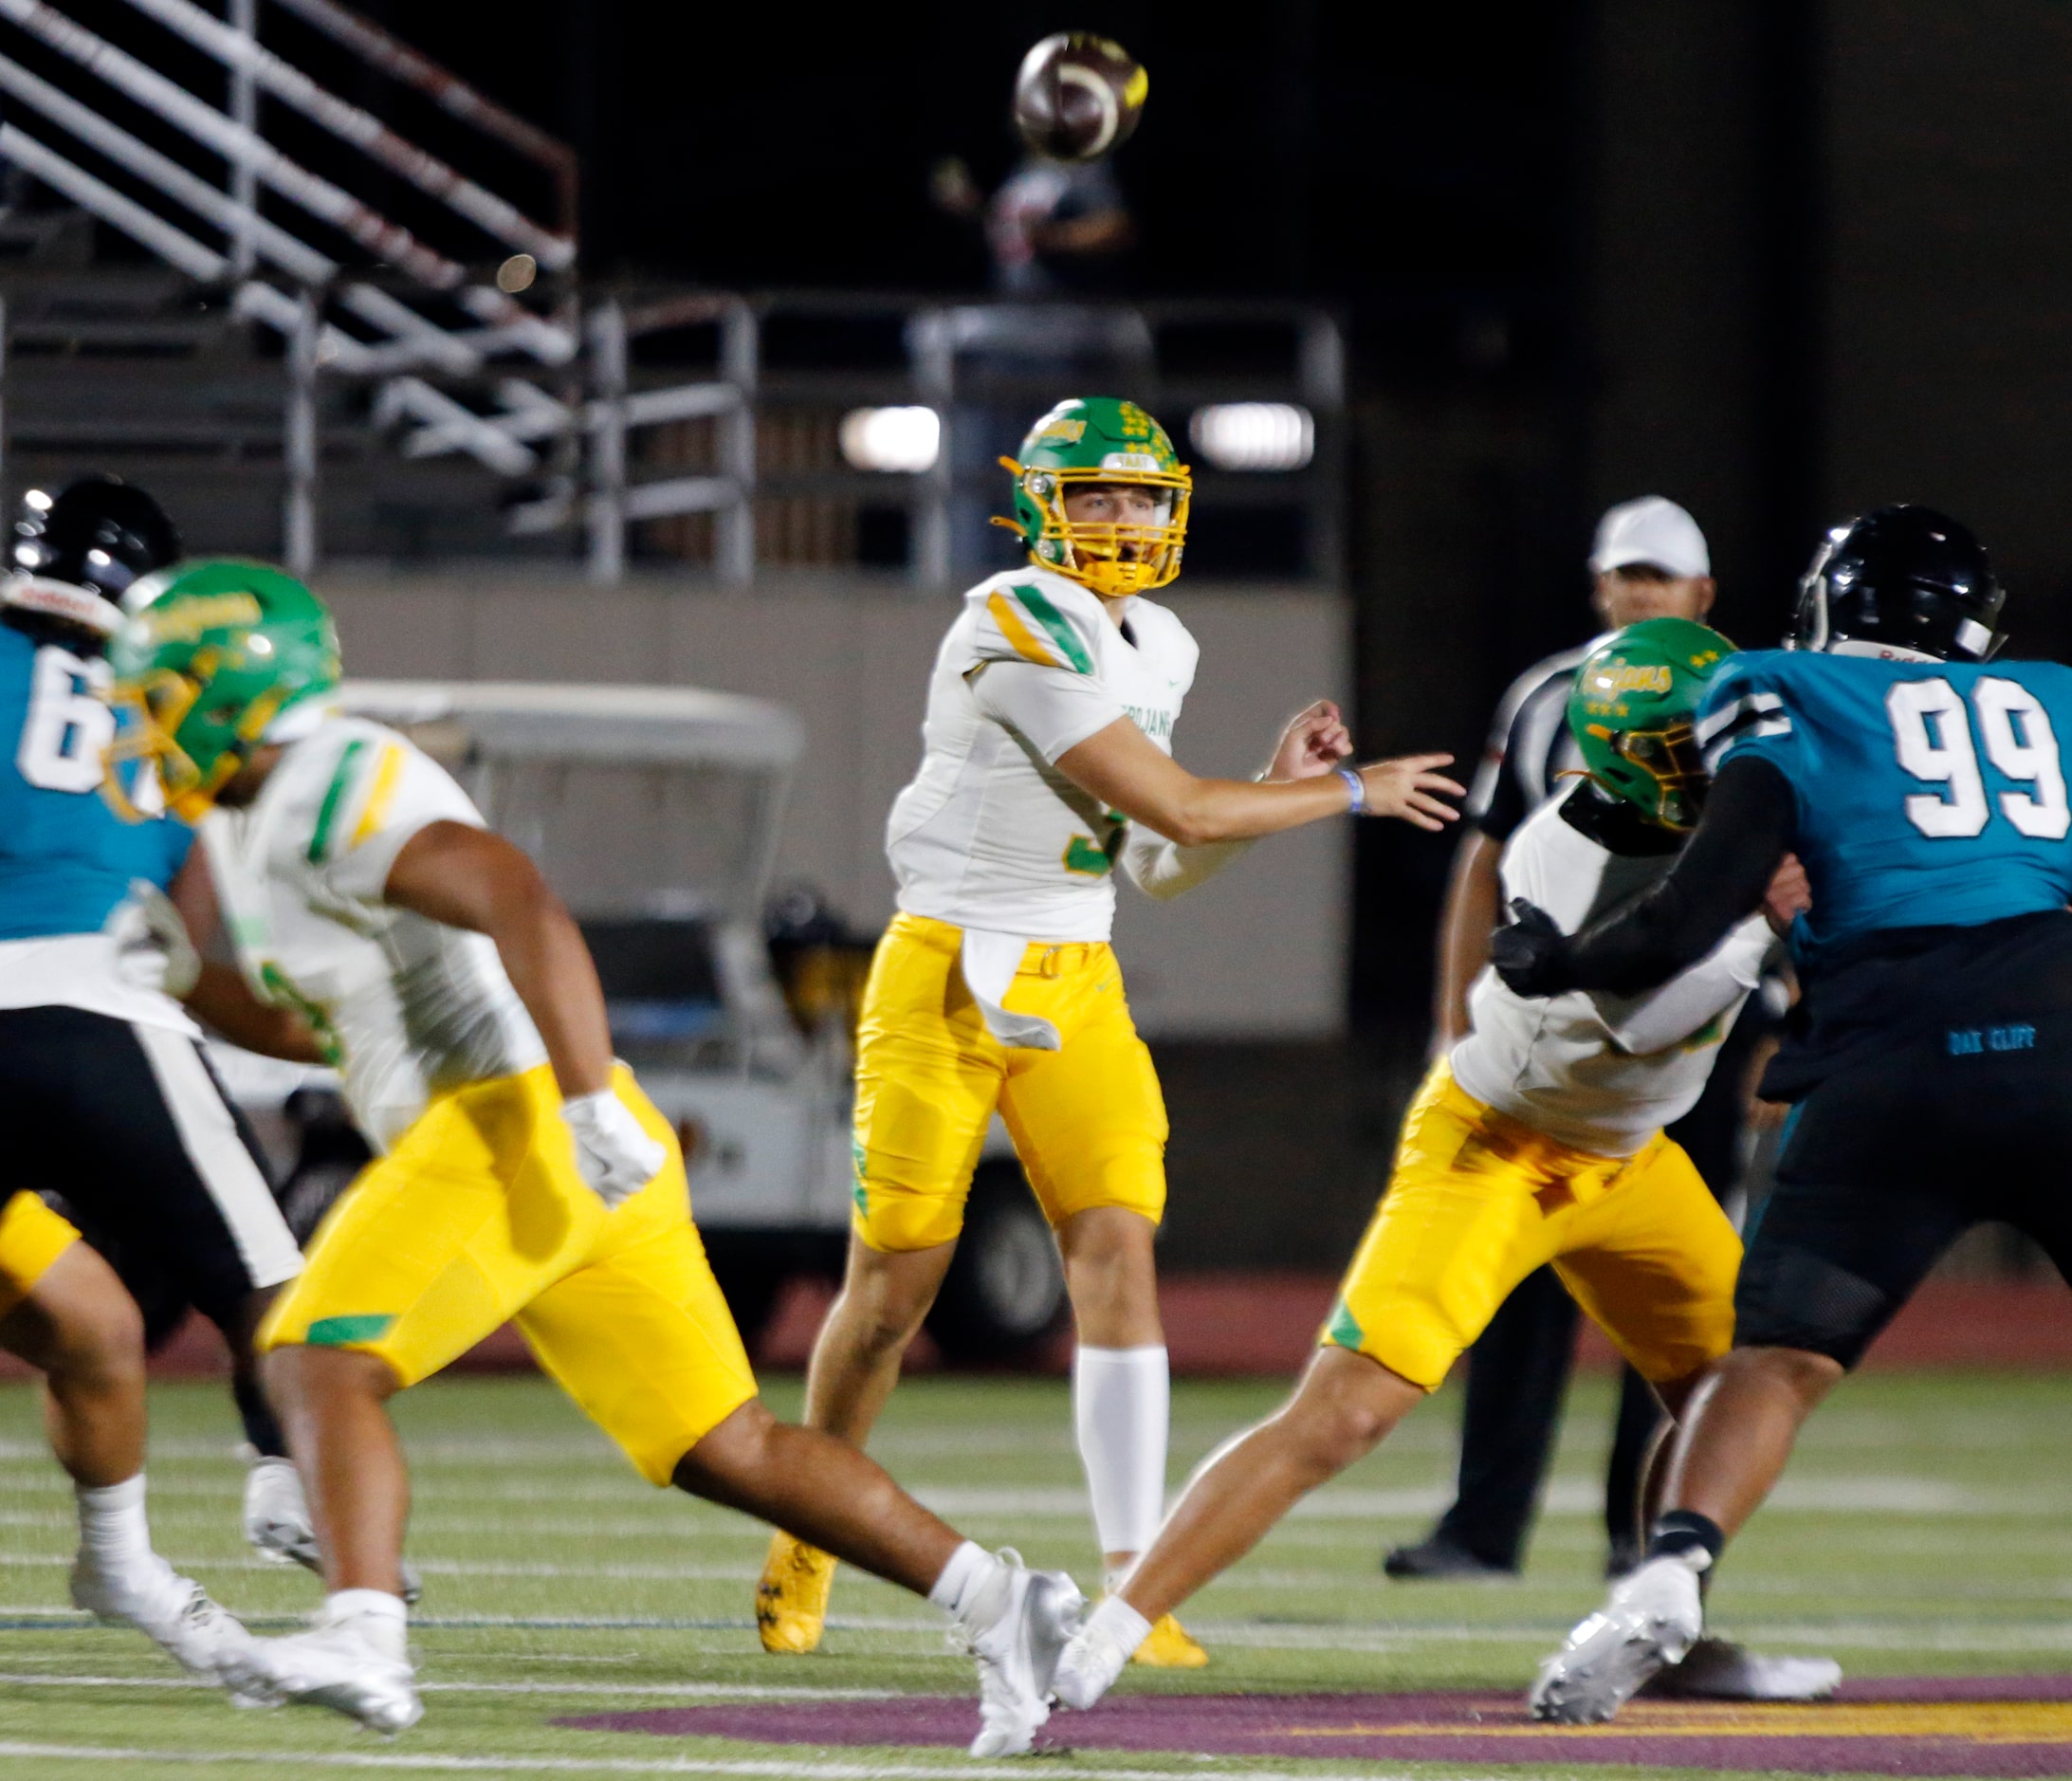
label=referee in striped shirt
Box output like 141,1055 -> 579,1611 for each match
1388,496 -> 1739,1581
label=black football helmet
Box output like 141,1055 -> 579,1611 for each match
3,474 -> 182,639
1787,505 -> 2002,663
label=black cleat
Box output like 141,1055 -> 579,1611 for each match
1383,1534 -> 1517,1580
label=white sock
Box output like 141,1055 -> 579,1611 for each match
1083,1591 -> 1152,1655
1073,1345 -> 1170,1561
926,1539 -> 996,1617
325,1588 -> 408,1659
77,1474 -> 156,1576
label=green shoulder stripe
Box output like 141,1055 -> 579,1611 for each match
1011,584 -> 1095,675
306,736 -> 368,864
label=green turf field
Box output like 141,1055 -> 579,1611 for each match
2,1368 -> 2069,1778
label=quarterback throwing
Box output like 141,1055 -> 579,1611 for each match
759,396 -> 1461,1667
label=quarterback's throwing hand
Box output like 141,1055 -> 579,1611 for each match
1490,898 -> 1571,996
1268,700 -> 1354,780
563,1089 -> 666,1210
1355,753 -> 1465,831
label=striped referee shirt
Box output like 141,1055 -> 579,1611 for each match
1464,637 -> 1605,844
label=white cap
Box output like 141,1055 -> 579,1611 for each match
1589,496 -> 1710,578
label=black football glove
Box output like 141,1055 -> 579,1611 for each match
1490,897 -> 1575,997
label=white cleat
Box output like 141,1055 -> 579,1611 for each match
958,1549 -> 1084,1757
1053,1605 -> 1140,1712
244,1458 -> 422,1606
1530,1551 -> 1706,1724
221,1602 -> 421,1735
1642,1634 -> 1843,1702
70,1552 -> 255,1680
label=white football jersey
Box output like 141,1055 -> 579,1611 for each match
887,567 -> 1199,942
1449,787 -> 1778,1158
202,715 -> 546,1150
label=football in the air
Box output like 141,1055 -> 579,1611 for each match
1012,33 -> 1146,162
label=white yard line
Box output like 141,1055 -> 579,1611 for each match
0,1555 -> 759,1582
0,1743 -> 1499,1781
0,1672 -> 897,1698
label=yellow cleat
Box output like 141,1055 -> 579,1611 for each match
756,1531 -> 836,1655
1130,1610 -> 1209,1669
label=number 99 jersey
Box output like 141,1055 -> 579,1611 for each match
1696,649 -> 2072,948
0,622 -> 191,940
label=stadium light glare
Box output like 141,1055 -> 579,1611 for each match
839,406 -> 941,474
1188,403 -> 1315,472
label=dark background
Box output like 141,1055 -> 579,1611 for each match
27,0 -> 2072,1058
305,3 -> 2072,1043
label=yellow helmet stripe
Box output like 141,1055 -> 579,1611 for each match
986,590 -> 1065,670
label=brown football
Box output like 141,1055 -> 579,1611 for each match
1012,33 -> 1146,162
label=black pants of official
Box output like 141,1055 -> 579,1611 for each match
1425,1015 -> 1762,1570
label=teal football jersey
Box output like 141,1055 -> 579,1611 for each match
1696,650 -> 2072,947
0,623 -> 192,941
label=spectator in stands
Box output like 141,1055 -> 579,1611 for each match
921,150 -> 1149,576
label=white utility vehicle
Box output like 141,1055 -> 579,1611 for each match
218,680 -> 1065,1359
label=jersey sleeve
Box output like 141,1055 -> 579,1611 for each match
972,661 -> 1127,762
966,580 -> 1127,762
304,733 -> 486,905
969,579 -> 1106,677
1696,655 -> 1803,782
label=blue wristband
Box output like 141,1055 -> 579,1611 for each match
1336,765 -> 1366,816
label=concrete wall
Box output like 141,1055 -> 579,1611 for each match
320,569 -> 1350,1038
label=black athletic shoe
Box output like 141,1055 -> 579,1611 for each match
1383,1535 -> 1517,1580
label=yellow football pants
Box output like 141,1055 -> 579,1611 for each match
257,1063 -> 757,1485
1325,1062 -> 1740,1390
850,912 -> 1168,1253
0,1190 -> 83,1319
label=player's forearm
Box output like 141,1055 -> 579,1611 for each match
185,961 -> 328,1064
1432,830 -> 1501,1048
1561,759 -> 1797,995
487,890 -> 615,1100
381,822 -> 616,1099
1122,831 -> 1255,901
1076,761 -> 1351,847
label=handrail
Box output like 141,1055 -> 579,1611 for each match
119,0 -> 574,270
265,0 -> 579,247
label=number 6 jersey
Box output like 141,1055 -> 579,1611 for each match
1697,650 -> 2072,948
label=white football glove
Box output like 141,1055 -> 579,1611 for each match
561,1088 -> 665,1210
105,878 -> 201,1001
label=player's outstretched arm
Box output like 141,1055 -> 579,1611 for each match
1058,714 -> 1461,847
1125,699 -> 1357,899
1494,755 -> 1797,999
380,820 -> 613,1098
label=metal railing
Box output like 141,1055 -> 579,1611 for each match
381,291 -> 1345,588
0,2 -> 1344,586
0,0 -> 579,564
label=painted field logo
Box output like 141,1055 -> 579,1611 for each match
561,1677 -> 2072,1774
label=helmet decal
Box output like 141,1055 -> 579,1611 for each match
1569,616 -> 1737,832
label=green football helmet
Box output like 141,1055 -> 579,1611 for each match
102,559 -> 340,821
995,396 -> 1192,598
1568,615 -> 1735,831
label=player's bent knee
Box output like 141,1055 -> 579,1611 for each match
263,1340 -> 403,1405
670,1397 -> 779,1498
22,1246 -> 145,1381
1281,1347 -> 1421,1472
1727,1342 -> 1845,1407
